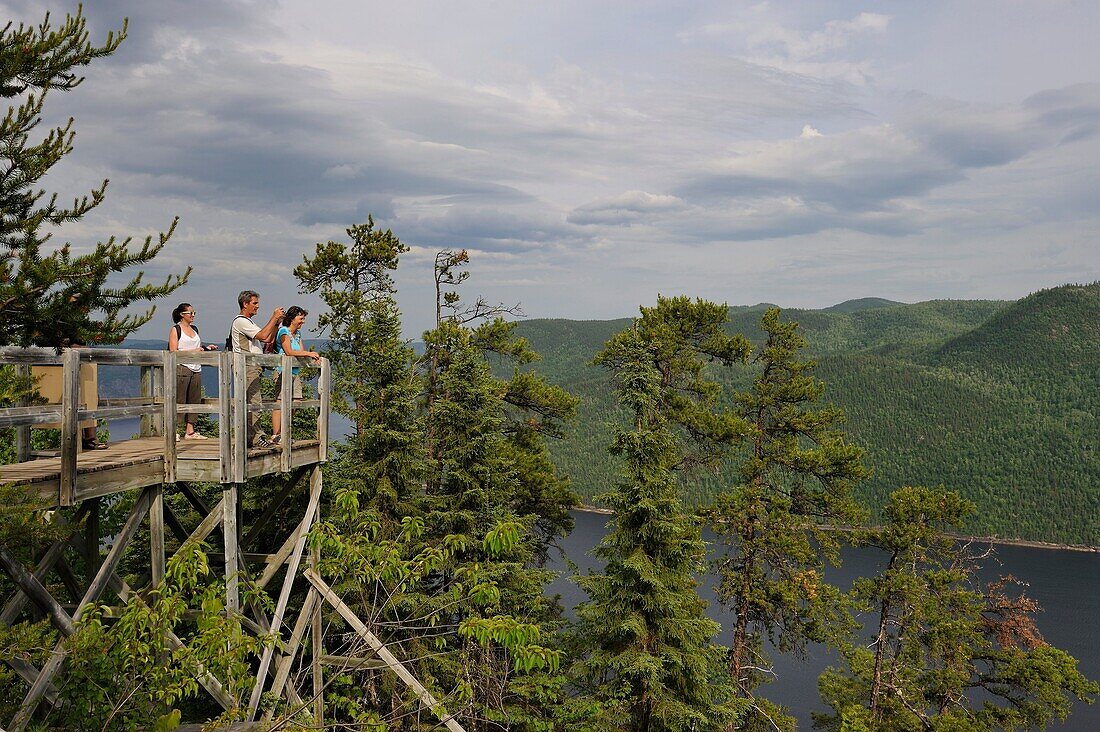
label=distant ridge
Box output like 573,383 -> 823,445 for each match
824,297 -> 904,313
513,284 -> 1098,545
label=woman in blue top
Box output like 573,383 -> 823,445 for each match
271,306 -> 320,445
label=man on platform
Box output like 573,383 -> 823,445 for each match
229,290 -> 284,448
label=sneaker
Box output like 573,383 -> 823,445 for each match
185,432 -> 209,440
270,434 -> 282,445
253,436 -> 273,449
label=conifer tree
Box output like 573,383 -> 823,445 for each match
569,296 -> 751,731
710,308 -> 868,729
0,8 -> 186,347
816,486 -> 1099,731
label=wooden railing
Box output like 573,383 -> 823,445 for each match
0,347 -> 330,503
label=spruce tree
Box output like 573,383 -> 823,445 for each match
569,296 -> 751,731
0,8 -> 186,347
710,307 -> 868,729
816,486 -> 1098,731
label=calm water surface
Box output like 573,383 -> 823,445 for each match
549,510 -> 1100,731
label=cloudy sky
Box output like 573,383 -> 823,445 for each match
5,1 -> 1099,338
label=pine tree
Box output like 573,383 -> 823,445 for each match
569,296 -> 751,731
710,307 -> 869,729
0,8 -> 186,347
816,486 -> 1099,731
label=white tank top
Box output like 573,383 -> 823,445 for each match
177,327 -> 203,372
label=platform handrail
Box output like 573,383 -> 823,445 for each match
1,347 -> 330,501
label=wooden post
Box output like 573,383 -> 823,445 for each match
232,352 -> 247,484
59,349 -> 80,506
15,363 -> 30,462
280,354 -> 292,473
218,352 -> 232,483
140,365 -> 154,437
310,542 -> 323,725
163,351 -> 177,483
150,486 -> 165,587
318,357 -> 330,462
244,466 -> 323,719
223,483 -> 239,614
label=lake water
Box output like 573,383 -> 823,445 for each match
548,510 -> 1100,731
101,416 -> 1098,728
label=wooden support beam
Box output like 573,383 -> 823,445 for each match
223,483 -> 240,614
9,486 -> 155,731
244,467 -> 323,720
163,350 -> 177,483
0,505 -> 89,626
257,530 -> 300,591
59,348 -> 80,506
0,548 -> 76,637
150,486 -> 165,586
316,655 -> 387,670
303,568 -> 466,732
241,470 -> 304,549
178,482 -> 213,517
161,502 -> 191,544
262,588 -> 318,722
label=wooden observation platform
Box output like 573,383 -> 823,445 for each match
0,347 -> 464,731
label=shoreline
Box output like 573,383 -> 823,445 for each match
572,505 -> 1100,554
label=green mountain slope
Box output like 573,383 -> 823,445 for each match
516,285 -> 1099,545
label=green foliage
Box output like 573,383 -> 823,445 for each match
50,542 -> 261,731
0,7 -> 186,347
295,236 -> 577,730
710,307 -> 869,729
570,296 -> 749,732
816,486 -> 1099,732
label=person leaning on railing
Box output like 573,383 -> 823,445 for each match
229,290 -> 284,448
169,303 -> 218,440
271,306 -> 321,446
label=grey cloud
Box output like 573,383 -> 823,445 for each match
568,191 -> 688,226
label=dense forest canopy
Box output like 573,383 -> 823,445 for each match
521,283 -> 1100,546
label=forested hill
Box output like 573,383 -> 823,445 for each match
514,283 -> 1100,546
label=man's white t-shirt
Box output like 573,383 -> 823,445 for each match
230,316 -> 264,354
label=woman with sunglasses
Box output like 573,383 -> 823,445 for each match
271,305 -> 320,445
169,303 -> 218,439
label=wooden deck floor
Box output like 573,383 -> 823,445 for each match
0,437 -> 323,507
